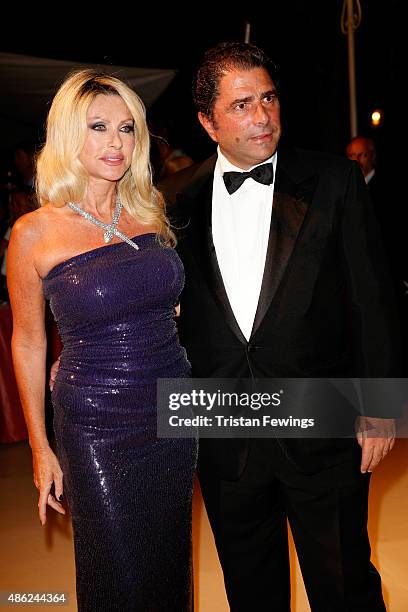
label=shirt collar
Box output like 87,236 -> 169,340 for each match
365,168 -> 375,184
216,146 -> 277,177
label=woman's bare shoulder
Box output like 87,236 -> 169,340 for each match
11,204 -> 59,245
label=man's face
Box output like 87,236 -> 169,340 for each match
198,67 -> 281,170
346,138 -> 376,177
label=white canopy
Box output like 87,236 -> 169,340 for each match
0,52 -> 176,149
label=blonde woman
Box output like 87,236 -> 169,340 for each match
8,70 -> 197,612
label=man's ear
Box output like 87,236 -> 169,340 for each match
198,112 -> 218,143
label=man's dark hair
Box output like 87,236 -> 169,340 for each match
192,41 -> 279,119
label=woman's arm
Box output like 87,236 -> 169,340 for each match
8,215 -> 65,525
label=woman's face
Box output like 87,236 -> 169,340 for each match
79,94 -> 135,183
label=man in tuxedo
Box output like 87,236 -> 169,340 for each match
164,43 -> 399,611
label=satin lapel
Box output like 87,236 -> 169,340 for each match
183,158 -> 246,344
250,158 -> 319,338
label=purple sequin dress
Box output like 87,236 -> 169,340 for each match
43,233 -> 197,612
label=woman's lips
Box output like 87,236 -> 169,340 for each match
100,157 -> 124,166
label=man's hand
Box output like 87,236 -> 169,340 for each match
49,356 -> 61,392
355,416 -> 396,473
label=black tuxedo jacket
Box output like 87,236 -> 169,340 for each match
164,145 -> 401,478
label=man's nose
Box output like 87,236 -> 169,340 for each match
253,103 -> 269,124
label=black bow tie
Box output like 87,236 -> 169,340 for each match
223,163 -> 274,195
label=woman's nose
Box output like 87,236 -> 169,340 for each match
108,130 -> 123,148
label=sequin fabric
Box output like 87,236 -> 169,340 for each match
43,234 -> 197,612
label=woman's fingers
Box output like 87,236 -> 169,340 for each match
34,450 -> 64,524
38,482 -> 52,525
47,494 -> 66,515
38,483 -> 66,524
49,357 -> 61,391
53,469 -> 64,502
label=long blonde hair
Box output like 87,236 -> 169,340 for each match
36,69 -> 175,245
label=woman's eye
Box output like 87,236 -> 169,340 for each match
121,124 -> 134,133
91,123 -> 106,131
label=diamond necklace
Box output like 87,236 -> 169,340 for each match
68,197 -> 139,251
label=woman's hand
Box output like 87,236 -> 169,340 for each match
49,356 -> 61,391
32,447 -> 65,525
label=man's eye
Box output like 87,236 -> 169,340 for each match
121,124 -> 134,133
234,102 -> 247,111
264,94 -> 277,103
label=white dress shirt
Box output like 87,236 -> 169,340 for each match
365,168 -> 375,184
212,147 -> 277,340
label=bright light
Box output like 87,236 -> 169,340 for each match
371,109 -> 383,127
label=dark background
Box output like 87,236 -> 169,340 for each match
0,1 -> 404,168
